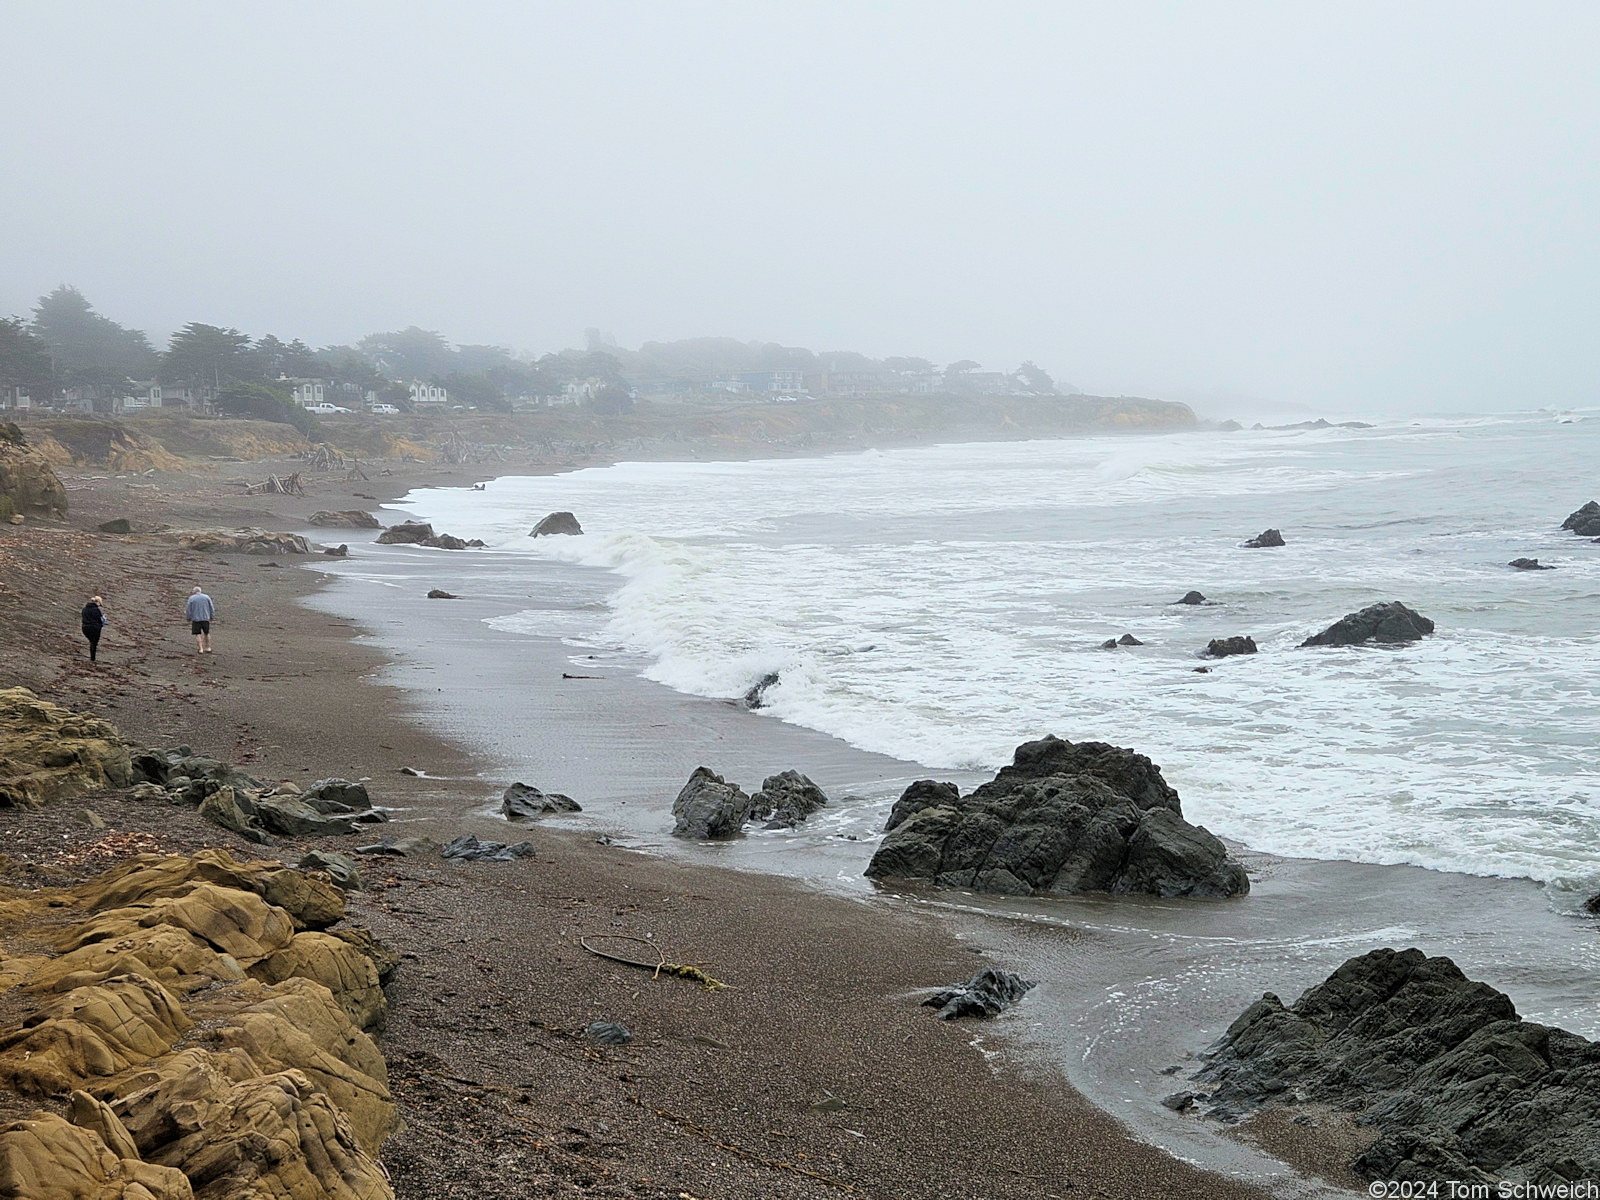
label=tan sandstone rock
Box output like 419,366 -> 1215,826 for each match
0,1112 -> 192,1199
0,975 -> 191,1094
57,884 -> 295,967
248,934 -> 386,1033
0,688 -> 132,808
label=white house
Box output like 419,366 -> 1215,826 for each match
0,386 -> 32,411
286,379 -> 325,408
409,381 -> 449,405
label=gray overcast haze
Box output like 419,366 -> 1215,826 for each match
3,2 -> 1597,415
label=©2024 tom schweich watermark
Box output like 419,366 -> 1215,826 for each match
1368,1182 -> 1598,1199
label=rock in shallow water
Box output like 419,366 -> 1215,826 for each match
1301,601 -> 1434,647
1508,558 -> 1554,570
501,781 -> 581,821
1561,500 -> 1600,536
530,511 -> 583,536
1203,636 -> 1257,658
748,770 -> 828,828
671,767 -> 752,839
866,736 -> 1248,899
1193,947 -> 1600,1185
1243,527 -> 1285,548
1174,590 -> 1209,605
922,968 -> 1036,1020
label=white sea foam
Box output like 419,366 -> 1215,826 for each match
398,420 -> 1600,889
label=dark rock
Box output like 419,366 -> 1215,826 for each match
1301,602 -> 1434,648
585,1021 -> 632,1045
1243,528 -> 1285,548
354,836 -> 431,856
1118,634 -> 1143,646
501,781 -> 581,821
1583,892 -> 1599,916
465,538 -> 486,548
376,521 -> 435,545
866,737 -> 1247,899
322,543 -> 349,557
1175,591 -> 1208,605
96,518 -> 132,534
423,534 -> 467,550
530,511 -> 583,537
308,510 -> 381,528
253,794 -> 359,837
671,767 -> 752,839
748,771 -> 828,828
1161,1091 -> 1198,1112
301,778 -> 371,813
1099,638 -> 1120,650
440,834 -> 536,862
297,849 -> 362,891
1203,636 -> 1258,658
1193,666 -> 1211,673
1508,558 -> 1554,570
1195,947 -> 1600,1185
426,588 -> 457,599
1561,500 -> 1600,537
198,787 -> 261,841
743,671 -> 781,709
922,968 -> 1036,1020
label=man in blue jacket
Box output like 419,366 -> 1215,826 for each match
185,586 -> 216,654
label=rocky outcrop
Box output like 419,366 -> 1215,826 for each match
307,510 -> 380,528
1202,636 -> 1257,658
1509,558 -> 1554,570
500,782 -> 580,821
154,528 -> 310,555
922,969 -> 1036,1020
866,737 -> 1248,899
748,771 -> 829,828
1100,634 -> 1144,649
0,423 -> 68,518
1192,948 -> 1600,1186
1243,528 -> 1284,548
375,521 -> 434,545
671,767 -> 753,840
424,534 -> 467,550
0,852 -> 397,1198
1560,501 -> 1600,537
1301,601 -> 1434,647
439,835 -> 535,862
0,688 -> 132,807
530,511 -> 583,537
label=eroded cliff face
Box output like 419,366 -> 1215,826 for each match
0,424 -> 68,517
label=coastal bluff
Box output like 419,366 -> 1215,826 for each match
866,736 -> 1248,898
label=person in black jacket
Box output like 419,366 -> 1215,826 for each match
81,596 -> 106,663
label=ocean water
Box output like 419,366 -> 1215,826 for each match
392,414 -> 1600,901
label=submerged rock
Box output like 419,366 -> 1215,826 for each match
1194,947 -> 1600,1185
1203,636 -> 1257,658
426,588 -> 456,599
922,968 -> 1036,1020
530,511 -> 583,537
1508,558 -> 1554,570
743,671 -> 781,709
748,771 -> 828,828
1301,601 -> 1434,647
1561,500 -> 1600,536
1174,590 -> 1209,605
501,781 -> 581,821
1243,528 -> 1285,548
671,767 -> 753,839
866,736 -> 1247,899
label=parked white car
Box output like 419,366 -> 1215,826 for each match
304,403 -> 352,415
369,403 -> 400,415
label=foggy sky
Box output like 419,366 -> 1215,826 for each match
3,3 -> 1597,415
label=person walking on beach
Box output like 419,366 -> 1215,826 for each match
80,596 -> 106,663
186,586 -> 215,654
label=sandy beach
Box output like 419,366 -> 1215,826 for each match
0,441 -> 1284,1199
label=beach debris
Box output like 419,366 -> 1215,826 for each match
1174,590 -> 1209,605
398,766 -> 422,776
1561,499 -> 1600,536
1243,527 -> 1285,548
1194,947 -> 1600,1185
242,471 -> 305,495
530,510 -> 583,536
309,509 -> 380,528
1508,557 -> 1554,570
585,1021 -> 633,1045
96,517 -> 131,534
867,735 -> 1249,899
579,933 -> 726,990
748,770 -> 829,829
501,782 -> 581,821
1301,601 -> 1434,647
439,834 -> 535,862
1202,636 -> 1257,658
426,588 -> 457,599
299,849 -> 362,890
562,672 -> 602,679
743,671 -> 781,709
671,767 -> 753,840
922,968 -> 1036,1020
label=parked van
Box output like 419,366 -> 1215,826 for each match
370,403 -> 400,415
